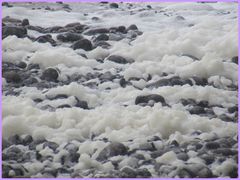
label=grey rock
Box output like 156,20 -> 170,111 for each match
57,32 -> 83,42
3,71 -> 21,83
3,26 -> 27,38
96,142 -> 128,161
43,141 -> 59,151
35,34 -> 56,46
22,19 -> 29,26
189,106 -> 205,115
71,39 -> 93,51
107,55 -> 129,64
135,94 -> 167,106
231,56 -> 238,64
41,68 -> 59,82
84,28 -> 109,35
177,152 -> 189,161
120,166 -> 137,178
127,24 -> 138,31
205,142 -> 220,149
109,3 -> 119,8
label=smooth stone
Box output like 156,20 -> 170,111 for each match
57,104 -> 71,108
75,97 -> 89,109
135,94 -> 167,106
57,32 -> 83,42
189,106 -> 206,115
8,134 -> 22,145
94,41 -> 111,49
180,98 -> 196,106
65,22 -> 81,28
231,56 -> 238,64
218,114 -> 234,122
191,76 -> 208,86
27,63 -> 40,70
17,61 -> 27,69
107,55 -> 129,64
71,39 -> 92,51
205,142 -> 220,149
127,24 -> 138,31
93,34 -> 109,42
3,26 -> 27,38
228,106 -> 238,113
84,28 -> 109,35
120,167 -> 137,178
41,68 -> 59,82
109,3 -> 119,8
35,34 -> 56,46
96,142 -> 128,161
136,168 -> 152,178
3,71 -> 21,83
200,154 -> 215,165
213,148 -> 237,156
47,94 -> 68,100
43,141 -> 59,151
22,135 -> 33,145
22,19 -> 29,26
177,152 -> 189,161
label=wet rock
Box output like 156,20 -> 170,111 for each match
136,168 -> 152,178
218,114 -> 234,122
107,55 -> 129,64
93,34 -> 109,42
205,142 -> 220,149
96,142 -> 128,161
27,63 -> 40,70
176,16 -> 185,20
109,3 -> 119,8
135,94 -> 167,106
57,104 -> 71,108
57,32 -> 83,42
94,41 -> 111,49
8,134 -> 22,145
177,152 -> 189,161
147,5 -> 152,9
127,24 -> 138,31
191,76 -> 208,86
43,141 -> 59,151
84,28 -> 109,35
180,98 -> 196,106
228,106 -> 238,113
231,56 -> 238,64
189,106 -> 206,115
17,61 -> 27,69
22,135 -> 33,145
6,146 -> 23,161
71,39 -> 93,51
47,94 -> 68,100
120,166 -> 137,178
200,154 -> 215,165
22,19 -> 29,26
65,22 -> 81,28
150,150 -> 165,158
182,54 -> 199,61
35,34 -> 56,46
3,26 -> 27,38
75,97 -> 89,109
178,168 -> 194,178
41,68 -> 59,82
117,26 -> 126,33
213,148 -> 237,156
3,71 -> 21,83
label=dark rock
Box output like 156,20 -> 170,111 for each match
43,141 -> 59,151
8,134 -> 22,145
127,24 -> 138,31
178,168 -> 194,178
136,168 -> 152,178
2,164 -> 12,178
57,104 -> 71,108
3,71 -> 21,83
177,152 -> 189,161
218,114 -> 234,122
135,94 -> 167,106
41,68 -> 59,82
3,26 -> 27,38
29,139 -> 46,150
35,34 -> 56,46
109,3 -> 119,8
107,55 -> 129,64
44,26 -> 62,33
27,63 -> 40,70
132,153 -> 145,160
22,19 -> 29,26
57,32 -> 83,42
94,41 -> 111,49
96,142 -> 128,161
175,16 -> 185,20
117,26 -> 126,33
17,61 -> 27,69
84,28 -> 109,35
200,154 -> 215,165
191,76 -> 208,86
22,135 -> 33,145
120,78 -> 128,88
65,22 -> 81,28
75,97 -> 89,109
120,167 -> 137,178
6,146 -> 23,161
150,150 -> 165,158
99,71 -> 115,82
92,17 -> 100,21
180,99 -> 196,106
94,34 -> 109,42
213,148 -> 237,156
231,56 -> 238,64
47,94 -> 68,100
170,76 -> 184,85
228,106 -> 238,113
27,25 -> 45,33
71,39 -> 93,51
205,142 -> 220,149
189,106 -> 206,115
147,5 -> 152,9
197,100 -> 209,107
24,77 -> 38,85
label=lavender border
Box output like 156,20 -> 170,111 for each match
0,0 -> 239,179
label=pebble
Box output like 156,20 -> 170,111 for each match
107,55 -> 129,64
57,32 -> 83,42
71,39 -> 93,51
127,24 -> 138,31
231,56 -> 238,64
22,19 -> 29,26
41,68 -> 59,82
135,94 -> 167,106
96,142 -> 128,161
35,34 -> 56,46
3,71 -> 21,83
109,3 -> 119,8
